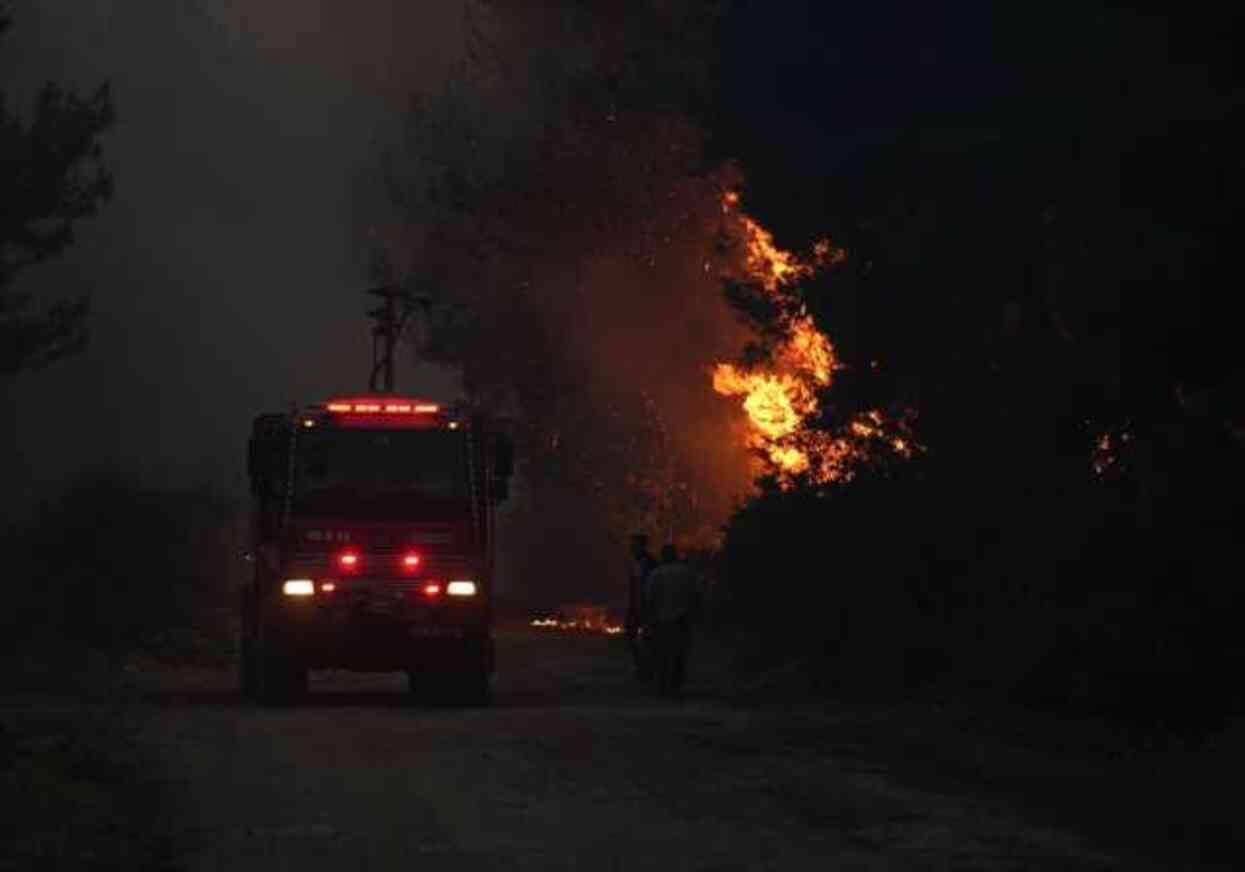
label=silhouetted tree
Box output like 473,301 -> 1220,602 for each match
0,7 -> 115,377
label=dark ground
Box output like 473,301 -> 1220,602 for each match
5,625 -> 1243,871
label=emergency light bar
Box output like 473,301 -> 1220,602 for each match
323,398 -> 440,415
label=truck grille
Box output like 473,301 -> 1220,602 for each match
286,553 -> 472,579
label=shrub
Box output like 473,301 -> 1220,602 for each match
7,470 -> 241,663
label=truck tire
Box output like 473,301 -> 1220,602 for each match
255,619 -> 307,705
258,650 -> 307,704
455,637 -> 493,706
239,635 -> 257,699
239,590 -> 259,699
457,661 -> 491,707
412,669 -> 489,706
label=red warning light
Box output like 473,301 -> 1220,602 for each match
337,551 -> 360,572
320,398 -> 447,429
324,397 -> 442,415
401,552 -> 422,572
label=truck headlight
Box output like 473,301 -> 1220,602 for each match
446,580 -> 477,597
282,579 -> 316,596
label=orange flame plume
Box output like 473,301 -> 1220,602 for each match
713,192 -> 918,486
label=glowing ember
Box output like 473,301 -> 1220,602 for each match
1091,428 -> 1131,477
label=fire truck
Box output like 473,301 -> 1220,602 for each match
241,396 -> 513,704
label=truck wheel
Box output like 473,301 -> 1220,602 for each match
419,669 -> 489,706
458,662 -> 491,707
289,662 -> 309,697
258,652 -> 306,704
239,635 -> 257,699
451,638 -> 492,706
255,621 -> 306,705
239,590 -> 257,698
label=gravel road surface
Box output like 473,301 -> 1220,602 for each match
136,627 -> 1143,871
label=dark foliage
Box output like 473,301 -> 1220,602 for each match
718,3 -> 1244,730
723,443 -> 1244,730
0,7 -> 115,377
6,471 -> 239,662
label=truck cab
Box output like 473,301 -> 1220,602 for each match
241,396 -> 513,704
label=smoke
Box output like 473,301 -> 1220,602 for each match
473,219 -> 758,604
204,0 -> 465,99
4,0 -> 755,606
2,1 -> 468,506
361,3 -> 759,602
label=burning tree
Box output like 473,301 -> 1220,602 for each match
713,191 -> 919,488
709,6 -> 1244,716
367,2 -> 919,592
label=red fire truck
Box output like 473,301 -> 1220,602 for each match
241,396 -> 512,704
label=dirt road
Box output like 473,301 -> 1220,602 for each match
137,628 -> 1139,871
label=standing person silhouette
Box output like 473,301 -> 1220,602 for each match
645,544 -> 702,698
624,533 -> 657,678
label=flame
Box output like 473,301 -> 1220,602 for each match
713,367 -> 810,436
529,617 -> 623,635
714,191 -> 919,486
740,214 -> 814,291
725,199 -> 841,293
785,316 -> 835,385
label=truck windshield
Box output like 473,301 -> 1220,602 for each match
293,428 -> 468,513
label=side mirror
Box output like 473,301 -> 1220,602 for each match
494,435 -> 514,479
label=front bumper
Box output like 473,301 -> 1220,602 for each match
269,577 -> 490,670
